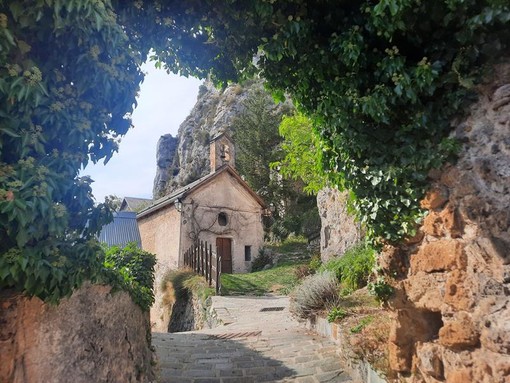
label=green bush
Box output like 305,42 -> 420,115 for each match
368,275 -> 395,303
327,306 -> 349,323
182,274 -> 215,302
250,248 -> 273,272
308,254 -> 322,273
102,242 -> 156,311
319,244 -> 375,291
290,271 -> 340,320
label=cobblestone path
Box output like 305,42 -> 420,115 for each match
153,296 -> 354,383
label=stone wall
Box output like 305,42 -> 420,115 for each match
168,288 -> 209,333
0,283 -> 155,383
317,187 -> 363,262
383,64 -> 510,383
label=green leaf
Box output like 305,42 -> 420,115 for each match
0,126 -> 20,138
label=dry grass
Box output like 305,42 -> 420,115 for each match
289,271 -> 341,319
328,288 -> 391,374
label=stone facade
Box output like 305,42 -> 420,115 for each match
178,169 -> 265,273
0,283 -> 155,383
317,187 -> 363,262
138,165 -> 266,331
137,206 -> 181,331
383,64 -> 510,382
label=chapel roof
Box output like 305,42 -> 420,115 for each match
136,165 -> 266,219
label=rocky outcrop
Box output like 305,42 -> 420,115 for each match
153,81 -> 253,198
317,187 -> 363,262
0,283 -> 155,383
153,134 -> 179,196
383,64 -> 510,382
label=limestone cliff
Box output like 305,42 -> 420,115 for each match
153,81 -> 252,198
383,63 -> 510,383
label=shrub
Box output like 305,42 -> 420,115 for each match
319,244 -> 375,290
327,306 -> 349,323
102,242 -> 156,311
294,264 -> 312,280
308,254 -> 322,273
368,275 -> 395,303
289,271 -> 340,320
251,248 -> 273,272
182,274 -> 215,302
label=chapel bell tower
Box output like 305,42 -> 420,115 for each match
210,133 -> 236,173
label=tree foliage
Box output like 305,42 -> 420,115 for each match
1,0 -> 508,302
102,242 -> 156,311
274,113 -> 327,195
232,82 -> 292,210
131,0 -> 509,243
231,83 -> 319,240
0,0 -> 143,301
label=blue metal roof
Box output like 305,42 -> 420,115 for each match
98,211 -> 142,248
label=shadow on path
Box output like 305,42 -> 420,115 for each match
154,332 -> 295,383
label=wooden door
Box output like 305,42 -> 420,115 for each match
216,238 -> 232,274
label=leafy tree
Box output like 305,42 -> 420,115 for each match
232,82 -> 319,240
231,84 -> 289,218
131,0 -> 509,243
105,195 -> 122,211
2,0 -> 508,303
0,1 -> 143,301
274,113 -> 327,195
102,242 -> 156,311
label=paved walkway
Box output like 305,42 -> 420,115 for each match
153,296 -> 354,383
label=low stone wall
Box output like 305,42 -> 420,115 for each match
306,315 -> 387,383
168,289 -> 209,332
0,283 -> 155,383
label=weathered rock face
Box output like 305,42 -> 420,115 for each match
384,64 -> 510,383
153,134 -> 179,197
153,81 -> 252,198
0,283 -> 155,383
317,187 -> 363,262
168,289 -> 208,333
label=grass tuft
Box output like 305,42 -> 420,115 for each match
289,271 -> 341,319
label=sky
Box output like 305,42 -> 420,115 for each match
82,63 -> 202,202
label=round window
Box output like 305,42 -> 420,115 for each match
218,212 -> 228,226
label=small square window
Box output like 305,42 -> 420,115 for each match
244,246 -> 252,261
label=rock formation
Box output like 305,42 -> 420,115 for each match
383,63 -> 510,383
317,187 -> 363,262
0,283 -> 155,383
153,81 -> 252,198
